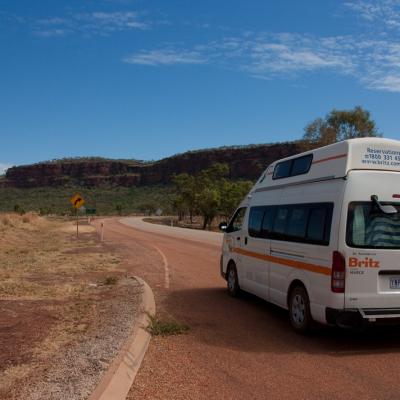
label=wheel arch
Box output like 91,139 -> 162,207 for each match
287,279 -> 308,308
226,259 -> 237,281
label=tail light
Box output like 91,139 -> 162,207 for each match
332,251 -> 345,293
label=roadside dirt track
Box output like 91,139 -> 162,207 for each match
95,218 -> 400,400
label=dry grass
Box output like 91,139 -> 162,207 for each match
0,212 -> 126,398
0,213 -> 120,299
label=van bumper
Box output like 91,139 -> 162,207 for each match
326,308 -> 363,328
326,307 -> 400,328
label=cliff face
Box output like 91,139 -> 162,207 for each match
3,161 -> 143,188
2,141 -> 311,188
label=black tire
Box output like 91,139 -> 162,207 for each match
288,286 -> 313,334
226,263 -> 240,297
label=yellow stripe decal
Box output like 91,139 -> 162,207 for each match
232,247 -> 331,276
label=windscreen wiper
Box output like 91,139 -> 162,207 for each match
371,195 -> 398,214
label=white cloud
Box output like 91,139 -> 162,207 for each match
34,11 -> 149,37
368,74 -> 400,91
0,163 -> 11,175
125,34 -> 355,75
35,29 -> 71,38
243,34 -> 355,75
344,0 -> 400,29
124,31 -> 400,93
37,17 -> 68,25
123,49 -> 207,66
79,11 -> 149,32
10,1 -> 400,94
119,2 -> 400,94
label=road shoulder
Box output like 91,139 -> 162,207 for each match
89,276 -> 156,400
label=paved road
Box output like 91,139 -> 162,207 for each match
95,217 -> 400,400
120,217 -> 223,246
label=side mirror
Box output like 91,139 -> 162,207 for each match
219,222 -> 228,231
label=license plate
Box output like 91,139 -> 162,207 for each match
390,278 -> 400,289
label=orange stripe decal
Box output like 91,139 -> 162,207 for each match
232,247 -> 331,276
312,153 -> 347,165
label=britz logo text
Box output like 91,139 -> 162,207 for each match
348,257 -> 380,268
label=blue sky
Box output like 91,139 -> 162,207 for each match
1,0 -> 400,172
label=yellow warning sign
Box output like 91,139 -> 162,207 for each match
70,194 -> 85,209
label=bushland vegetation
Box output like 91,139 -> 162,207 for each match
0,185 -> 175,216
172,163 -> 253,229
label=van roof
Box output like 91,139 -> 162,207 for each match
253,138 -> 400,192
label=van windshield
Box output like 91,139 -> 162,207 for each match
347,202 -> 400,249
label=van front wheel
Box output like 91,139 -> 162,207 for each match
289,286 -> 312,333
227,263 -> 240,297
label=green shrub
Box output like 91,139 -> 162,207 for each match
146,314 -> 189,336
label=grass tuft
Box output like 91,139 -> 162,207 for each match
102,276 -> 118,286
146,314 -> 189,336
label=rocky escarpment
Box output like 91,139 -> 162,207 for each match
2,141 -> 312,188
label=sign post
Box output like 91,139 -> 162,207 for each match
70,194 -> 85,238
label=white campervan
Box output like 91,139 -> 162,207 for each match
220,138 -> 400,332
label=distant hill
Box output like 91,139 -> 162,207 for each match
1,141 -> 313,189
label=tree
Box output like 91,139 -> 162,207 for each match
303,106 -> 380,146
172,173 -> 197,222
196,163 -> 229,229
171,163 -> 252,230
197,187 -> 221,229
219,180 -> 253,219
115,204 -> 123,216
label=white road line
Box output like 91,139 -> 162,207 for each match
152,245 -> 170,289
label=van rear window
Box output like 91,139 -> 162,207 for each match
347,202 -> 400,249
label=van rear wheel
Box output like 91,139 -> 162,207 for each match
289,286 -> 312,333
227,263 -> 240,297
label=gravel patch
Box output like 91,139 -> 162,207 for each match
15,278 -> 143,400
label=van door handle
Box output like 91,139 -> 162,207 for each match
244,237 -> 248,245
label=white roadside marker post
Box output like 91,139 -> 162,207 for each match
76,208 -> 79,238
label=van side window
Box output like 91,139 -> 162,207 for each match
273,160 -> 291,179
287,207 -> 309,239
291,155 -> 313,176
248,207 -> 265,237
226,207 -> 247,233
250,203 -> 333,245
273,207 -> 289,238
261,207 -> 275,238
273,154 -> 313,180
307,207 -> 328,243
